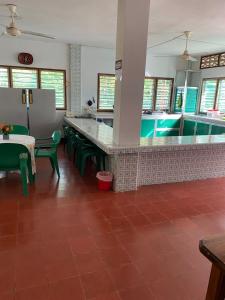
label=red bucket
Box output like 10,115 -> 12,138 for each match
96,171 -> 113,191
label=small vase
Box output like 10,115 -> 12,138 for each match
3,134 -> 9,140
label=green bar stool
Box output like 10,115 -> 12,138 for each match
79,147 -> 106,176
74,135 -> 106,176
64,127 -> 80,159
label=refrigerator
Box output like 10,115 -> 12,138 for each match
0,88 -> 56,138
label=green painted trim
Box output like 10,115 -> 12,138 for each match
140,120 -> 155,138
157,119 -> 181,129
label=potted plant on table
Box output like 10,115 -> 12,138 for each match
0,124 -> 13,140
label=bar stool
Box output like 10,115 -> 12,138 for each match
75,135 -> 106,176
63,126 -> 77,159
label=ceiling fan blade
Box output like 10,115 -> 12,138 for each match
21,30 -> 56,39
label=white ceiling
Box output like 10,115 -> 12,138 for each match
0,0 -> 225,56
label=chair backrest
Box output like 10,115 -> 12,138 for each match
0,143 -> 30,170
11,125 -> 29,135
51,130 -> 62,146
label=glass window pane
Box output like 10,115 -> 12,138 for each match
11,68 -> 38,89
200,80 -> 217,112
155,79 -> 173,111
98,75 -> 115,110
0,67 -> 9,87
143,78 -> 154,110
40,70 -> 65,109
217,79 -> 225,112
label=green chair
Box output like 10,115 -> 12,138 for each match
75,135 -> 106,176
79,147 -> 106,176
35,130 -> 62,177
63,126 -> 76,158
0,143 -> 34,196
11,125 -> 29,135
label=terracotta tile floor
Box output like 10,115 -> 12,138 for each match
1,147 -> 225,299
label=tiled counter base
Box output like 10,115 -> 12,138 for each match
138,145 -> 225,187
109,145 -> 225,192
64,117 -> 225,192
108,153 -> 139,192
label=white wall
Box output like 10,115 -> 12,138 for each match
80,46 -> 177,110
81,46 -> 115,108
0,37 -> 69,70
0,40 -> 178,115
145,54 -> 177,78
201,67 -> 225,79
0,38 -> 70,129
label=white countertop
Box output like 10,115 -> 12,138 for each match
184,114 -> 225,126
65,117 -> 225,154
91,112 -> 181,120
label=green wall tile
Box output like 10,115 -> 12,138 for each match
196,122 -> 210,135
157,119 -> 180,129
211,125 -> 225,135
183,120 -> 196,136
140,120 -> 155,138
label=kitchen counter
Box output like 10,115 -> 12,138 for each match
64,117 -> 225,192
91,112 -> 181,120
184,114 -> 225,126
65,117 -> 225,154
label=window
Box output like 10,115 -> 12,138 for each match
200,79 -> 217,113
217,80 -> 225,112
155,79 -> 173,111
200,78 -> 225,113
40,70 -> 65,109
0,66 -> 66,109
143,78 -> 154,110
97,73 -> 174,112
0,67 -> 9,87
11,68 -> 38,89
97,74 -> 115,110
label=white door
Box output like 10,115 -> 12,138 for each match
28,89 -> 56,138
0,88 -> 27,126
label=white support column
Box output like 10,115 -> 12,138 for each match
70,44 -> 82,114
113,0 -> 150,146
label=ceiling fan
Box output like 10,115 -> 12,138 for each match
181,31 -> 197,61
150,31 -> 198,62
0,3 -> 56,39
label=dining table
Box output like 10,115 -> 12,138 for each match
0,134 -> 36,174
